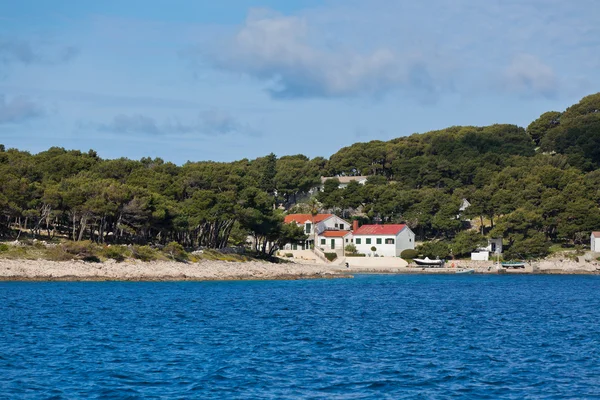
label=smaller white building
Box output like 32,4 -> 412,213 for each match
471,238 -> 503,261
320,176 -> 369,189
352,224 -> 415,257
591,232 -> 600,252
317,230 -> 352,251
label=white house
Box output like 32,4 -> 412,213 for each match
283,214 -> 351,250
317,230 -> 352,251
591,232 -> 600,252
320,176 -> 369,189
352,224 -> 415,257
471,238 -> 503,261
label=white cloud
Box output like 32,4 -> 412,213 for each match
0,94 -> 44,124
502,54 -> 558,97
98,110 -> 258,137
196,9 -> 447,99
0,36 -> 79,66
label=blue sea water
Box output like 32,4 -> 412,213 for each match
1,275 -> 600,399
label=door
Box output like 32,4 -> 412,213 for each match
331,239 -> 335,250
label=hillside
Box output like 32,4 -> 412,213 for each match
1,93 -> 599,259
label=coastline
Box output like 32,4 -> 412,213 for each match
1,256 -> 599,282
0,259 -> 350,282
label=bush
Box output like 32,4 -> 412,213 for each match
0,244 -> 9,252
60,240 -> 101,262
346,253 -> 366,257
285,253 -> 294,257
370,246 -> 377,252
102,245 -> 129,262
131,245 -> 159,262
324,252 -> 337,261
400,249 -> 419,260
345,244 -> 358,254
417,241 -> 450,259
163,242 -> 188,262
45,246 -> 76,261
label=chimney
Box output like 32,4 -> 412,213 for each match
353,220 -> 359,231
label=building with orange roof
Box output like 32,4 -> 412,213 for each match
352,223 -> 415,257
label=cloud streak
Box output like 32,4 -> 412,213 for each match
0,36 -> 79,66
502,54 -> 558,98
97,110 -> 259,137
0,94 -> 44,124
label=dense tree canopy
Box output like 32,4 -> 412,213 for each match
1,93 -> 599,259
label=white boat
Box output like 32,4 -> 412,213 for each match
456,269 -> 475,274
413,257 -> 445,267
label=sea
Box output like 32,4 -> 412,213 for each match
1,275 -> 600,399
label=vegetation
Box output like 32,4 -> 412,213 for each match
400,249 -> 418,260
1,93 -> 600,260
324,252 -> 338,262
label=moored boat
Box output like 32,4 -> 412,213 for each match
456,269 -> 475,274
413,257 -> 445,267
501,262 -> 526,269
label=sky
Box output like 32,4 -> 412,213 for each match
0,0 -> 599,163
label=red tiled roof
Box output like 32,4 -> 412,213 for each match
353,224 -> 407,235
321,230 -> 352,238
284,214 -> 333,224
593,232 -> 600,238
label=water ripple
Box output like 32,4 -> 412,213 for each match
2,276 -> 600,398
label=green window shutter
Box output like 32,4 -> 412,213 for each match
356,238 -> 361,244
320,239 -> 326,245
376,238 -> 382,245
366,238 -> 371,244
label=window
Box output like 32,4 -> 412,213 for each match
320,239 -> 326,245
356,238 -> 362,244
305,223 -> 312,234
345,239 -> 349,243
385,238 -> 395,244
339,224 -> 344,230
376,238 -> 382,245
409,238 -> 412,242
335,223 -> 339,228
366,238 -> 371,244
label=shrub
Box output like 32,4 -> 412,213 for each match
285,253 -> 294,257
417,241 -> 450,259
45,246 -> 76,261
346,253 -> 366,257
60,240 -> 102,262
400,249 -> 418,260
102,245 -> 129,262
345,244 -> 358,254
163,242 -> 188,262
0,244 -> 9,252
131,245 -> 158,262
370,246 -> 377,252
324,252 -> 337,261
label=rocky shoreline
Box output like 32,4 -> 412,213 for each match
0,259 -> 349,282
1,256 -> 599,282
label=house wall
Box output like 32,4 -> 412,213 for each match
396,227 -> 415,254
314,216 -> 351,235
354,235 -> 398,257
592,236 -> 600,252
471,251 -> 490,261
317,236 -> 346,251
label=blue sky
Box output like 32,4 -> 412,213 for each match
0,0 -> 598,163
